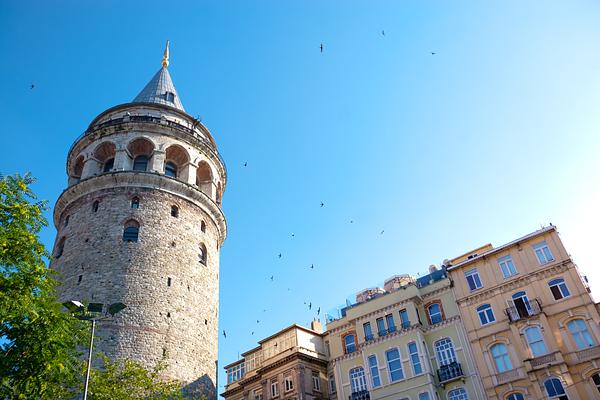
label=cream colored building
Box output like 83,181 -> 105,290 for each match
222,322 -> 329,400
325,272 -> 485,400
446,226 -> 600,399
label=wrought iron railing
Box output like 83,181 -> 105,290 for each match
349,390 -> 370,400
437,362 -> 464,384
505,299 -> 542,322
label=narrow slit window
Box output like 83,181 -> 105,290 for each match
171,205 -> 179,218
131,197 -> 140,209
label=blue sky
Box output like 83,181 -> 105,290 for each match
1,0 -> 600,393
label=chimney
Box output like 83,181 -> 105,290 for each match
429,264 -> 438,273
311,319 -> 323,333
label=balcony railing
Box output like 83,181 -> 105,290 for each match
400,321 -> 410,329
575,345 -> 600,362
377,329 -> 387,337
505,299 -> 542,322
527,351 -> 562,371
437,362 -> 464,384
388,325 -> 397,333
496,368 -> 521,384
364,334 -> 374,342
349,390 -> 370,400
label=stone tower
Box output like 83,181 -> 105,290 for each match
50,43 -> 226,398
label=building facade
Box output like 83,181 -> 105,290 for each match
222,323 -> 329,400
446,226 -> 600,399
325,272 -> 485,400
50,44 -> 227,398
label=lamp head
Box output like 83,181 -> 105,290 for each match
62,300 -> 85,313
108,302 -> 127,316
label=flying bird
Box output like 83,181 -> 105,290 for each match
30,84 -> 35,89
309,302 -> 312,310
291,233 -> 295,238
317,307 -> 321,315
382,30 -> 385,36
320,202 -> 324,208
350,220 -> 354,224
320,43 -> 324,53
251,331 -> 254,335
223,330 -> 227,338
244,162 -> 247,167
270,276 -> 274,281
257,320 -> 260,324
278,253 -> 282,259
430,52 -> 436,55
310,264 -> 314,269
380,230 -> 385,235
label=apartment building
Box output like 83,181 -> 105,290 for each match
446,226 -> 600,399
222,322 -> 329,400
325,271 -> 484,400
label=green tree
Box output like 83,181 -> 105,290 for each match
86,356 -> 186,400
0,173 -> 86,399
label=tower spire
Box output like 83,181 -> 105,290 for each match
162,40 -> 170,68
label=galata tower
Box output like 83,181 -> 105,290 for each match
50,42 -> 226,398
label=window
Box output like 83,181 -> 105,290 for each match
477,304 -> 496,325
344,334 -> 356,354
533,241 -> 554,265
55,237 -> 66,258
592,373 -> 600,393
103,158 -> 114,172
498,255 -> 518,278
465,268 -> 483,291
329,375 -> 336,394
491,343 -> 513,373
385,348 -> 404,382
506,394 -> 524,400
386,314 -> 396,332
418,393 -> 431,400
270,381 -> 279,398
284,376 -> 293,392
253,389 -> 263,400
544,378 -> 568,400
549,278 -> 570,300
511,291 -> 533,318
312,371 -> 321,392
567,319 -> 595,349
435,338 -> 457,366
349,367 -> 367,393
363,322 -> 373,341
92,200 -> 99,212
201,220 -> 206,233
123,221 -> 140,242
171,205 -> 179,217
133,155 -> 148,171
408,342 -> 423,375
167,277 -> 172,287
131,197 -> 140,209
64,215 -> 70,227
368,355 -> 381,388
226,363 -> 245,384
448,388 -> 468,400
166,91 -> 175,102
165,161 -> 177,177
524,326 -> 548,357
428,303 -> 443,325
399,309 -> 410,328
376,317 -> 387,336
198,243 -> 207,265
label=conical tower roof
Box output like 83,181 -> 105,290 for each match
132,41 -> 185,111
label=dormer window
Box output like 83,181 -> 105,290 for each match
165,91 -> 175,103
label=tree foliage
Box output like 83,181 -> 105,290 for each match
86,356 -> 186,400
0,173 -> 86,399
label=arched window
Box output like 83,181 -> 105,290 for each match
447,388 -> 468,400
348,367 -> 366,393
64,215 -> 70,227
131,197 -> 140,209
567,319 -> 595,349
506,394 -> 524,400
434,338 -> 457,366
427,303 -> 443,324
490,343 -> 513,373
544,377 -> 568,400
524,326 -> 548,357
72,155 -> 84,182
123,220 -> 140,242
511,291 -> 532,319
198,243 -> 207,265
171,205 -> 179,218
164,161 -> 177,177
92,200 -> 99,212
133,155 -> 148,171
201,220 -> 206,233
165,91 -> 175,103
591,372 -> 600,393
477,304 -> 496,325
103,158 -> 114,172
385,348 -> 404,382
343,334 -> 356,354
55,237 -> 66,258
549,278 -> 570,300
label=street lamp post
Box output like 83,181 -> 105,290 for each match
63,301 -> 127,400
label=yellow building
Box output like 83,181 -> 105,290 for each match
222,322 -> 329,400
325,272 -> 485,400
446,225 -> 600,399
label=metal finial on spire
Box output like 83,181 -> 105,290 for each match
162,40 -> 170,68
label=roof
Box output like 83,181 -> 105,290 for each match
132,66 -> 185,111
445,225 -> 557,271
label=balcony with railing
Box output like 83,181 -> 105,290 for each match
495,368 -> 523,384
525,351 -> 564,371
437,362 -> 464,385
505,299 -> 542,322
349,390 -> 370,400
574,345 -> 600,362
